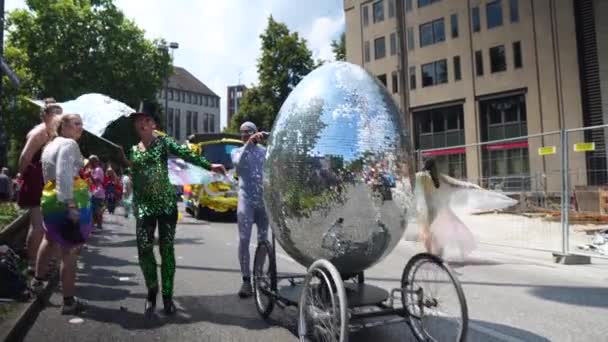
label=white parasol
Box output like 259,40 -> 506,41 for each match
29,93 -> 136,148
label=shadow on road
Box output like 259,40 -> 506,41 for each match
76,294 -> 284,332
529,286 -> 608,308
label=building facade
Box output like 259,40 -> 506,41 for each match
157,66 -> 221,142
344,0 -> 608,192
227,85 -> 247,126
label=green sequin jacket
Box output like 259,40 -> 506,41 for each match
129,135 -> 211,218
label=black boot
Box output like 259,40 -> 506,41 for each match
162,295 -> 176,315
145,287 -> 158,316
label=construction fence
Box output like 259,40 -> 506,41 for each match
413,124 -> 608,259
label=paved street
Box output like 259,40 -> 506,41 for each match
24,206 -> 608,342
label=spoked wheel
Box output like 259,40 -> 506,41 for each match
253,240 -> 277,319
401,253 -> 468,342
298,259 -> 348,342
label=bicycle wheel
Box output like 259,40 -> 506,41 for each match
401,253 -> 468,342
253,240 -> 277,319
298,259 -> 348,342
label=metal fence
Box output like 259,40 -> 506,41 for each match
412,124 -> 608,259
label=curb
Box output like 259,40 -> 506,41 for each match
2,273 -> 59,342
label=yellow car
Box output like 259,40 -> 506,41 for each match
183,133 -> 243,220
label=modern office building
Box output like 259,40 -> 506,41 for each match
227,84 -> 247,127
157,66 -> 221,142
344,0 -> 608,192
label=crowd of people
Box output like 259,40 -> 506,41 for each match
2,99 -> 226,316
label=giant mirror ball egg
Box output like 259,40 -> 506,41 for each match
263,61 -> 415,276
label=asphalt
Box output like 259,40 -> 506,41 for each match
22,206 -> 608,342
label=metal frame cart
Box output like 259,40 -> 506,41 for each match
252,234 -> 469,342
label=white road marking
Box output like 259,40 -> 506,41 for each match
118,277 -> 130,282
69,318 -> 84,324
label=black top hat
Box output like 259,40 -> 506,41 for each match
131,101 -> 160,122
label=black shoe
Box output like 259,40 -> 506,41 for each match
162,296 -> 176,315
238,282 -> 253,298
144,288 -> 158,316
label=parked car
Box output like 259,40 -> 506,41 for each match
183,133 -> 243,221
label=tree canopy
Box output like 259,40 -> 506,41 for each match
331,32 -> 346,61
1,0 -> 172,170
228,16 -> 315,132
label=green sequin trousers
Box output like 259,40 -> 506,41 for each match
136,210 -> 178,297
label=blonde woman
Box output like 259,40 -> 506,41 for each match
33,114 -> 93,315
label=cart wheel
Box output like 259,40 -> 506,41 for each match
298,259 -> 348,342
253,240 -> 276,319
401,253 -> 468,342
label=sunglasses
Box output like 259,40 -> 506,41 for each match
240,130 -> 255,135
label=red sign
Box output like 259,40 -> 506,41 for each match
422,147 -> 466,157
484,141 -> 528,151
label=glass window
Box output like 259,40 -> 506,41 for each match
209,114 -> 215,132
421,59 -> 448,87
432,113 -> 445,132
420,19 -> 445,47
186,111 -> 192,136
377,74 -> 387,87
487,0 -> 503,29
509,0 -> 519,23
446,110 -> 459,130
364,41 -> 371,62
513,41 -> 522,68
409,66 -> 416,90
362,5 -> 369,27
388,0 -> 395,18
454,56 -> 461,81
472,7 -> 480,32
419,114 -> 432,133
203,113 -> 209,132
193,112 -> 199,132
422,63 -> 435,87
374,36 -> 386,59
373,1 -> 384,23
406,0 -> 412,12
204,96 -> 209,106
451,14 -> 459,38
433,19 -> 445,43
174,109 -> 181,139
436,59 -> 448,84
167,108 -> 174,136
407,27 -> 415,50
475,50 -> 484,76
490,45 -> 507,73
390,32 -> 397,56
420,22 -> 434,47
418,0 -> 440,7
392,71 -> 399,93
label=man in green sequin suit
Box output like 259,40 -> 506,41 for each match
120,103 -> 226,315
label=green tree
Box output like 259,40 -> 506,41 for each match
7,0 -> 171,108
2,0 -> 172,167
228,16 -> 315,132
331,32 -> 346,61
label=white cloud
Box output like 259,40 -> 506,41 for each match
306,15 -> 345,62
5,0 -> 344,130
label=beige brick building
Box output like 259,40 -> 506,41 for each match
344,0 -> 608,193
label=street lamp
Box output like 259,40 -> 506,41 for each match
158,42 -> 179,133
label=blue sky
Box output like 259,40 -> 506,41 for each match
5,0 -> 346,129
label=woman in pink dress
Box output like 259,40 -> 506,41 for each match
415,158 -> 517,259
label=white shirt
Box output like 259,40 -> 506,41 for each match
41,137 -> 84,202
